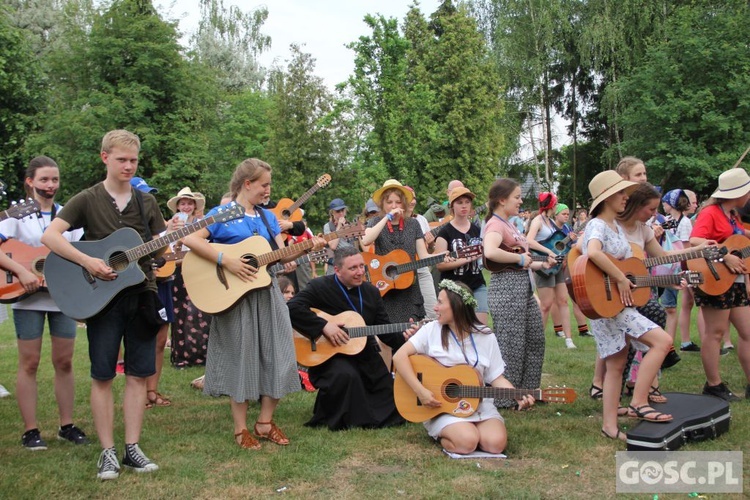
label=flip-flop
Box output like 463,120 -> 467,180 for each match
628,404 -> 672,423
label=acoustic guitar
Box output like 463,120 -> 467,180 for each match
44,204 -> 245,320
483,243 -> 563,273
267,248 -> 332,277
0,240 -> 49,302
272,174 -> 331,235
182,225 -> 364,314
294,309 -> 424,367
686,234 -> 750,296
362,244 -> 483,297
393,355 -> 576,423
570,254 -> 703,319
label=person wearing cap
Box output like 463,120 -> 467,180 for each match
0,156 -> 88,451
580,171 -> 676,441
323,198 -> 357,276
130,177 -> 158,194
482,179 -> 557,409
361,179 -> 450,323
165,187 -> 212,379
660,189 -> 700,353
690,167 -> 750,402
434,187 -> 488,324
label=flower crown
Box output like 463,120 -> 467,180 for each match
438,279 -> 478,309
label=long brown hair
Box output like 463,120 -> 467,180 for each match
617,183 -> 660,222
485,178 -> 519,222
439,282 -> 486,351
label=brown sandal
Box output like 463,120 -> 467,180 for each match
254,421 -> 289,446
147,390 -> 172,407
234,429 -> 261,450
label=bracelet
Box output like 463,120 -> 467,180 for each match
386,213 -> 394,222
217,252 -> 224,267
518,255 -> 525,267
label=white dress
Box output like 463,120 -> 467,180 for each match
408,321 -> 506,439
582,219 -> 658,358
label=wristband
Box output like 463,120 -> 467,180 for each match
217,252 -> 224,267
518,255 -> 525,267
386,213 -> 394,222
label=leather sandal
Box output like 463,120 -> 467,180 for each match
254,421 -> 289,446
601,428 -> 626,442
147,390 -> 172,407
628,404 -> 672,423
589,384 -> 603,400
648,386 -> 668,404
235,429 -> 261,450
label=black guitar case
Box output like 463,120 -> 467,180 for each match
626,393 -> 730,451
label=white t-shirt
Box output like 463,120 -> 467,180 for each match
0,205 -> 83,311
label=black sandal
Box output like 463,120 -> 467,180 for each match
648,386 -> 668,404
601,428 -> 626,441
589,384 -> 603,400
628,404 -> 673,423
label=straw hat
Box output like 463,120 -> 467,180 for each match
372,179 -> 413,205
711,168 -> 750,199
167,187 -> 206,213
448,187 -> 475,206
588,171 -> 638,213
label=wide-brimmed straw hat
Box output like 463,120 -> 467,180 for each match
588,171 -> 638,213
372,179 -> 414,206
448,187 -> 475,206
711,168 -> 750,199
167,187 -> 205,213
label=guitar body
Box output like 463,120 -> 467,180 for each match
154,249 -> 178,279
44,228 -> 149,320
393,355 -> 482,423
687,234 -> 750,296
362,249 -> 416,296
571,255 -> 651,319
271,198 -> 303,223
293,309 -> 368,367
533,229 -> 568,276
182,236 -> 274,314
0,240 -> 49,303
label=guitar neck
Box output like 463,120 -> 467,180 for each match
287,184 -> 322,214
268,252 -> 314,275
124,213 -> 224,263
345,322 -> 413,339
395,253 -> 447,274
257,230 -> 354,267
454,386 -> 541,401
530,254 -> 550,263
627,274 -> 684,288
428,222 -> 448,239
642,248 -> 705,268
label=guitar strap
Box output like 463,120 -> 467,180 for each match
132,188 -> 153,242
256,207 -> 280,251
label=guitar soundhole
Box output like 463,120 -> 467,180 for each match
242,254 -> 259,268
444,381 -> 461,401
281,210 -> 291,219
107,251 -> 129,272
385,265 -> 398,279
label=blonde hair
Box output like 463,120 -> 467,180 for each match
229,159 -> 272,200
101,130 -> 140,153
615,156 -> 644,179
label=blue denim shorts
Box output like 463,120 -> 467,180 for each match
473,284 -> 489,313
659,287 -> 678,309
13,309 -> 77,340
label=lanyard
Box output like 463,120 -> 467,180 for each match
334,275 -> 362,315
450,329 -> 478,368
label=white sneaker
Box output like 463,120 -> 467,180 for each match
565,338 -> 577,349
0,384 -> 10,398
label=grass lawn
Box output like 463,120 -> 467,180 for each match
0,303 -> 747,499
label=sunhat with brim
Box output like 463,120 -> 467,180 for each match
167,187 -> 206,213
589,171 -> 638,213
711,168 -> 750,200
449,187 -> 476,206
372,179 -> 413,206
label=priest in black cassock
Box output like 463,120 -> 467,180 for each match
287,246 -> 406,430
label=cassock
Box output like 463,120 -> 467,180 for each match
287,275 -> 405,430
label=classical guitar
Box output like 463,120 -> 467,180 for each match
0,240 -> 50,303
629,243 -> 726,268
570,254 -> 703,319
44,204 -> 245,320
294,309 -> 425,367
687,234 -> 750,296
393,355 -> 576,423
362,244 -> 483,297
0,199 -> 41,222
483,243 -> 563,273
182,225 -> 365,314
272,173 -> 331,225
